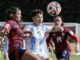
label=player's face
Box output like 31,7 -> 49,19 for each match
54,17 -> 62,27
32,13 -> 43,26
13,10 -> 22,22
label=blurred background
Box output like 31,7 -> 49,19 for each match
0,0 -> 80,22
0,0 -> 80,60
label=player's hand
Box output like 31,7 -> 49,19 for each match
48,47 -> 55,53
23,30 -> 33,38
75,43 -> 80,53
75,47 -> 80,53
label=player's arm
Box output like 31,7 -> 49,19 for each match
66,40 -> 72,52
46,34 -> 51,48
46,32 -> 54,52
23,30 -> 33,38
46,35 -> 55,53
49,39 -> 55,52
0,22 -> 12,49
46,36 -> 51,52
68,30 -> 80,52
23,25 -> 33,38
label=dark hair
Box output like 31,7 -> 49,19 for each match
31,9 -> 43,17
5,7 -> 21,20
54,15 -> 64,26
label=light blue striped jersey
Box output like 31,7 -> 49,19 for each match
24,23 -> 50,55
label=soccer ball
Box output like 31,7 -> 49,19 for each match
47,1 -> 62,16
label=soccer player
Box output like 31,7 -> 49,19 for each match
3,36 -> 9,60
46,16 -> 80,60
0,7 -> 41,60
24,9 -> 50,60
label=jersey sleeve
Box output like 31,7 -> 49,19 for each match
1,21 -> 13,35
67,29 -> 79,43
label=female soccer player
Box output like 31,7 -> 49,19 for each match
0,7 -> 41,60
46,16 -> 80,60
24,9 -> 50,60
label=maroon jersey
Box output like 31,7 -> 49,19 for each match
1,20 -> 23,53
47,28 -> 78,52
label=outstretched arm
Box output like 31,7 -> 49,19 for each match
0,21 -> 12,50
68,30 -> 80,52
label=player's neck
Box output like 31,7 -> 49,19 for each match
51,26 -> 64,32
33,23 -> 42,27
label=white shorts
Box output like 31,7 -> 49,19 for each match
32,50 -> 49,60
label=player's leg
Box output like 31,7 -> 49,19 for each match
3,53 -> 9,60
40,56 -> 50,60
8,49 -> 41,60
38,52 -> 51,60
59,59 -> 64,60
20,49 -> 41,60
68,51 -> 71,60
55,50 -> 69,60
45,58 -> 50,60
8,51 -> 16,60
44,55 -> 50,60
66,40 -> 72,60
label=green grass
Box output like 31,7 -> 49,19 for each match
0,51 -> 80,60
49,53 -> 80,60
71,55 -> 80,60
49,43 -> 80,60
0,51 -> 3,60
0,43 -> 80,60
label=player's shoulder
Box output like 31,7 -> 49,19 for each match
64,27 -> 70,32
4,20 -> 15,27
25,24 -> 33,28
43,24 -> 51,29
42,25 -> 51,31
64,27 -> 74,34
6,20 -> 14,24
42,25 -> 49,28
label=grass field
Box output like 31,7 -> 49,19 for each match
0,51 -> 3,60
49,43 -> 80,60
0,52 -> 80,60
0,43 -> 80,60
49,53 -> 80,60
